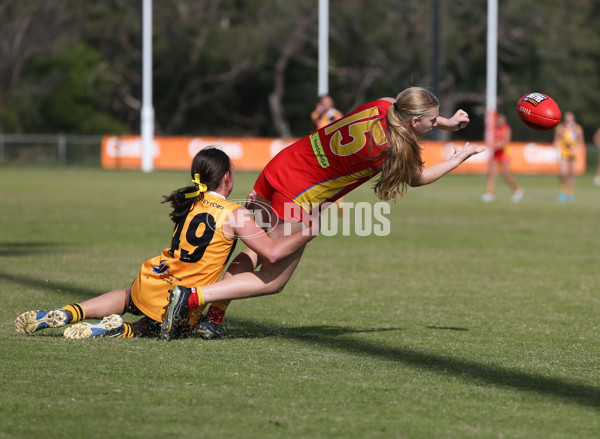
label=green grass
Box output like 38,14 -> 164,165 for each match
1,167 -> 599,438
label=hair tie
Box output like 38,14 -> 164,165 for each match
184,173 -> 208,198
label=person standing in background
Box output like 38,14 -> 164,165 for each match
554,111 -> 584,202
311,95 -> 344,129
482,113 -> 524,203
593,128 -> 600,186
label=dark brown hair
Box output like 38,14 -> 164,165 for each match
162,147 -> 232,223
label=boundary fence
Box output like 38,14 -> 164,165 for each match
1,133 -> 598,174
0,134 -> 102,165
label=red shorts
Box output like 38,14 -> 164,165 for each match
492,148 -> 509,163
253,170 -> 309,223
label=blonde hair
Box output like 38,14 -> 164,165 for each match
373,87 -> 439,200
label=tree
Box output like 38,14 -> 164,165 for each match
1,0 -> 600,140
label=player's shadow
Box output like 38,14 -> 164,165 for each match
427,325 -> 468,331
0,242 -> 101,299
0,268 -> 111,300
0,241 -> 67,257
225,316 -> 600,410
7,269 -> 600,409
224,320 -> 404,339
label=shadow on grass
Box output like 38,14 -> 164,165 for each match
0,270 -> 108,299
0,241 -> 70,257
427,325 -> 468,331
5,271 -> 600,409
226,316 -> 600,409
223,320 -> 404,339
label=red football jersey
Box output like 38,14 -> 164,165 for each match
262,99 -> 393,212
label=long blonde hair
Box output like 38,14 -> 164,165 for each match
373,87 -> 439,200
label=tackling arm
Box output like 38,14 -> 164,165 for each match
227,207 -> 317,264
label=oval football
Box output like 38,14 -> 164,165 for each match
516,92 -> 561,131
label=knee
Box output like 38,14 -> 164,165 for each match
257,272 -> 290,296
261,279 -> 287,296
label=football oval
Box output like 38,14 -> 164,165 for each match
516,92 -> 561,131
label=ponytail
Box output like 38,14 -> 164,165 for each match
162,147 -> 232,223
373,87 -> 437,200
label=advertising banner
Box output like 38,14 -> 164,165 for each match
101,136 -> 585,175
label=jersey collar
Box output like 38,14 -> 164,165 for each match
207,191 -> 226,200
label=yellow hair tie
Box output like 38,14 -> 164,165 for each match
184,173 -> 208,198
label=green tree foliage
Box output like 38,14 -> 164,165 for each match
31,43 -> 127,134
1,0 -> 599,140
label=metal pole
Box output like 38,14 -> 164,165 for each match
431,0 -> 441,140
141,0 -> 155,172
58,132 -> 67,165
485,0 -> 498,147
318,0 -> 329,96
432,0 -> 440,96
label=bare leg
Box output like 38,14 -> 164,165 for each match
200,220 -> 306,303
500,162 -> 519,192
224,248 -> 261,279
566,160 -> 576,195
485,160 -> 498,193
559,159 -> 569,190
78,288 -> 130,319
482,160 -> 497,201
208,250 -> 259,311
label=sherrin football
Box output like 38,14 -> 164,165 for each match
516,92 -> 561,131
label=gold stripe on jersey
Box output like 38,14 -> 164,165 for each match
292,168 -> 376,212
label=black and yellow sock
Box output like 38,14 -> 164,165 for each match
62,303 -> 85,323
117,322 -> 134,338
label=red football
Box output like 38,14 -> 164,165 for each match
516,92 -> 561,131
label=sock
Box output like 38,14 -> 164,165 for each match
117,322 -> 134,338
485,187 -> 494,194
188,287 -> 205,309
62,303 -> 85,323
206,301 -> 230,325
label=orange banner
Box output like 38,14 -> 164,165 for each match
101,136 -> 585,175
422,141 -> 586,175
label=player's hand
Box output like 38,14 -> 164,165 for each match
245,190 -> 258,209
448,109 -> 470,131
450,142 -> 486,162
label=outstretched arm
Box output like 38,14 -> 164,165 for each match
410,142 -> 485,187
226,207 -> 317,264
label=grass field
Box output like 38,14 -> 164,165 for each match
1,167 -> 599,438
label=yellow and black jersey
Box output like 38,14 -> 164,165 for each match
557,123 -> 582,159
131,192 -> 240,322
